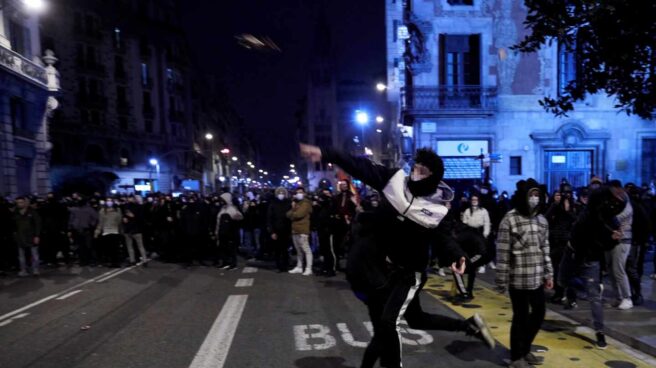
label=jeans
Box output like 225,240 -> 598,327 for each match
292,234 -> 313,271
18,246 -> 40,273
124,233 -> 148,264
509,286 -> 546,361
605,243 -> 632,300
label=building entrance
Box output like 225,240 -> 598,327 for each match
544,150 -> 592,193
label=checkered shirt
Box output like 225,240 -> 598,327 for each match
495,209 -> 553,290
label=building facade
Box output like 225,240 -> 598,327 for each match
386,0 -> 656,193
41,0 -> 240,195
0,0 -> 60,197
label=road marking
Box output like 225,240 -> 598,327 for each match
96,261 -> 149,283
0,266 -> 136,323
234,278 -> 254,287
242,267 -> 258,274
55,290 -> 83,300
188,294 -> 248,368
294,324 -> 337,351
0,313 -> 30,327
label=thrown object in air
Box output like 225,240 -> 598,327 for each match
235,34 -> 281,52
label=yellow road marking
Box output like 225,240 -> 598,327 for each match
423,275 -> 655,368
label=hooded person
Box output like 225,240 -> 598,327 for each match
215,192 -> 244,269
496,178 -> 554,368
300,143 -> 494,368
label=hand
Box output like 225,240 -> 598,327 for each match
450,257 -> 466,275
563,199 -> 570,212
611,230 -> 622,241
545,278 -> 554,290
299,143 -> 322,162
33,236 -> 40,245
291,202 -> 297,209
271,233 -> 278,240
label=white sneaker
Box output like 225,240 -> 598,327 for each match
617,298 -> 633,310
18,270 -> 28,277
302,269 -> 313,276
288,267 -> 303,274
488,262 -> 497,270
437,268 -> 446,277
477,266 -> 486,274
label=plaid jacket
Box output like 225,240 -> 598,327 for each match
495,209 -> 553,290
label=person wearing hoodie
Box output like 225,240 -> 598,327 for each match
95,199 -> 123,267
496,179 -> 554,368
300,143 -> 494,368
268,187 -> 292,272
606,181 -> 634,310
287,187 -> 314,276
215,192 -> 244,270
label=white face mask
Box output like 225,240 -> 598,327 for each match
295,193 -> 304,201
528,196 -> 540,209
106,201 -> 114,208
277,194 -> 285,201
480,188 -> 489,195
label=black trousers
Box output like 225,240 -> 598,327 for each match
509,286 -> 546,361
318,229 -> 335,273
272,235 -> 290,271
361,271 -> 467,368
73,229 -> 96,265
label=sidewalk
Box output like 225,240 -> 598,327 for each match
478,250 -> 656,358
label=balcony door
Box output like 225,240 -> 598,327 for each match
439,34 -> 481,107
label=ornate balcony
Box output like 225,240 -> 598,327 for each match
401,85 -> 497,120
0,44 -> 48,88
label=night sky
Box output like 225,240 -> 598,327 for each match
181,0 -> 385,174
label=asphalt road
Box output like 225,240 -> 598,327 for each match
0,261 -> 505,368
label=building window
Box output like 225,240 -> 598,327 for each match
119,117 -> 128,131
115,56 -> 126,78
141,63 -> 149,86
642,139 -> 656,184
74,12 -> 83,32
86,45 -> 97,66
9,20 -> 31,58
114,27 -> 122,49
558,41 -> 578,95
145,120 -> 153,133
510,156 -> 522,176
439,34 -> 480,86
10,97 -> 26,132
448,0 -> 474,5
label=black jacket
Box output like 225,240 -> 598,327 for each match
267,199 -> 292,237
322,148 -> 465,291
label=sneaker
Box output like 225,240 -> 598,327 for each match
617,298 -> 633,310
438,268 -> 446,277
595,332 -> 607,350
18,270 -> 29,277
220,265 -> 232,270
288,267 -> 303,274
465,313 -> 495,349
302,269 -> 313,276
524,352 -> 544,366
508,358 -> 533,368
488,261 -> 497,270
477,266 -> 486,274
564,300 -> 578,310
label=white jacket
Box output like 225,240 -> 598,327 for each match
461,206 -> 491,238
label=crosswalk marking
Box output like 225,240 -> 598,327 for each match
235,278 -> 254,287
242,267 -> 258,274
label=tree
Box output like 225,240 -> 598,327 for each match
513,0 -> 656,119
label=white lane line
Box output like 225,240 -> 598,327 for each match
242,267 -> 258,274
0,313 -> 30,327
0,267 -> 130,323
96,260 -> 150,283
188,295 -> 248,368
55,290 -> 83,300
234,278 -> 254,287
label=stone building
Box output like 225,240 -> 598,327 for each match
386,0 -> 656,193
0,0 -> 60,197
41,0 -> 239,195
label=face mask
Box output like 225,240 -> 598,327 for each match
106,201 -> 114,208
471,201 -> 479,207
528,196 -> 539,210
99,200 -> 105,206
410,172 -> 429,182
295,193 -> 304,201
277,194 -> 285,201
407,174 -> 440,197
371,201 -> 379,207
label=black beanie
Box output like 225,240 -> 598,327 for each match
414,148 -> 444,183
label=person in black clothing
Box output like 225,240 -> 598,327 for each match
545,189 -> 578,305
300,143 -> 494,368
315,188 -> 336,276
0,197 -> 16,274
180,195 -> 211,267
267,187 -> 292,272
39,194 -> 70,266
154,196 -> 178,262
122,195 -> 149,266
332,180 -> 357,266
624,183 -> 652,306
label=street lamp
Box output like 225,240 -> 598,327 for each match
205,133 -> 213,140
376,83 -> 387,92
220,148 -> 230,155
22,0 -> 47,13
376,116 -> 384,123
247,161 -> 252,166
149,158 -> 158,166
290,164 -> 295,168
355,110 -> 369,152
376,129 -> 383,133
231,156 -> 238,162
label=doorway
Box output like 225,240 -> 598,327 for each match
544,150 -> 592,193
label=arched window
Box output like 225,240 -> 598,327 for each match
85,144 -> 105,164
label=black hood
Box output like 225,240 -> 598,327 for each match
511,178 -> 543,217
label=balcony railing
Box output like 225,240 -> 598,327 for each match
401,85 -> 497,116
0,45 -> 48,87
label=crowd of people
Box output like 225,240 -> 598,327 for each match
2,152 -> 656,367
